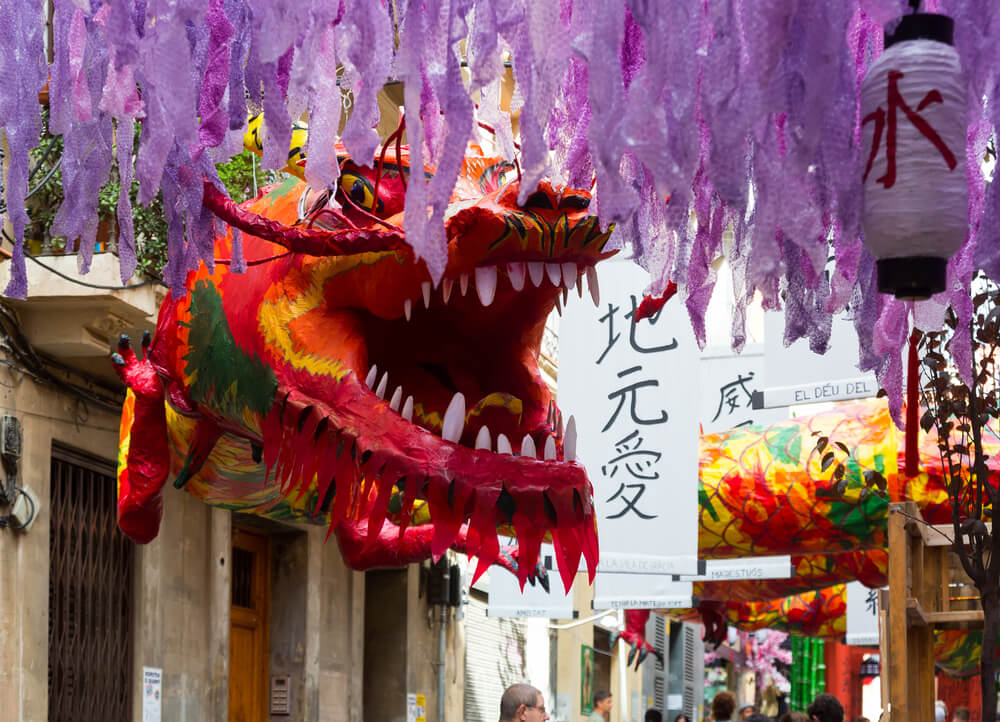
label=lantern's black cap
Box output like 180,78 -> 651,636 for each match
886,13 -> 954,47
876,257 -> 947,300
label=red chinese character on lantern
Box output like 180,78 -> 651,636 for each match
862,69 -> 958,189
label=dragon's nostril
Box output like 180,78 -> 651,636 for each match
559,194 -> 590,211
521,190 -> 554,210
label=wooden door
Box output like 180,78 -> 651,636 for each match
229,529 -> 270,722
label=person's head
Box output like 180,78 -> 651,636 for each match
851,717 -> 870,722
712,691 -> 737,721
739,706 -> 756,719
499,684 -> 549,722
935,701 -> 948,722
672,714 -> 688,722
594,690 -> 613,715
954,706 -> 970,722
779,713 -> 810,722
807,693 -> 845,722
644,710 -> 663,722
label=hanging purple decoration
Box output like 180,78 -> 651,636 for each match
2,0 -> 1000,413
860,12 -> 967,300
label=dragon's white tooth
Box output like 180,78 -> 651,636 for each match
564,415 -> 577,461
561,262 -> 578,290
460,273 -> 470,296
545,263 -> 561,286
365,365 -> 378,388
422,281 -> 432,308
475,265 -> 497,307
586,265 -> 600,307
389,385 -> 403,411
376,372 -> 389,399
404,299 -> 412,321
442,279 -> 454,304
475,425 -> 491,450
544,435 -> 557,461
520,434 -> 537,459
496,433 -> 513,455
402,395 -> 414,422
441,392 -> 466,443
527,262 -> 544,287
507,262 -> 526,292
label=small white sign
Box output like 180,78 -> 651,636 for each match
846,581 -> 882,646
142,667 -> 162,722
753,376 -> 879,409
488,544 -> 576,618
593,575 -> 693,609
677,556 -> 793,582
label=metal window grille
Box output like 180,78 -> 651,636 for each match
48,446 -> 134,722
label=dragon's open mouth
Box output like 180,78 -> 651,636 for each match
355,258 -> 598,462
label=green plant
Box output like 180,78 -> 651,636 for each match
27,107 -> 277,276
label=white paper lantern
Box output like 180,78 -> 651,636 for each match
860,14 -> 966,300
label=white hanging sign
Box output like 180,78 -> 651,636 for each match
487,544 -> 576,618
677,556 -> 793,582
700,345 -> 788,433
559,259 -> 701,576
593,575 -> 693,610
752,377 -> 880,409
845,581 -> 882,646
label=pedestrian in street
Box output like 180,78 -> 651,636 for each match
588,690 -> 613,722
954,706 -> 970,722
499,683 -> 550,722
806,693 -> 844,722
739,705 -> 756,719
712,691 -> 738,722
936,700 -> 948,722
643,710 -> 662,722
672,714 -> 688,722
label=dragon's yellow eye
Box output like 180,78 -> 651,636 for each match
339,172 -> 383,213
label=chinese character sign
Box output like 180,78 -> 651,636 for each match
845,581 -> 882,646
559,260 -> 700,575
700,348 -> 788,434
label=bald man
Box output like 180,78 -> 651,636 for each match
500,684 -> 551,722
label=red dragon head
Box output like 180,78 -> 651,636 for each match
113,132 -> 614,589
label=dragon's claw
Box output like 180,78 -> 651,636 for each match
118,333 -> 131,350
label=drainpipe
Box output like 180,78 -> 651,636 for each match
437,605 -> 448,722
617,609 -> 628,722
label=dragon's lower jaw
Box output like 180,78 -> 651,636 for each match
263,377 -> 597,591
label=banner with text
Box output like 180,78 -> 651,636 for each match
677,556 -> 793,582
559,260 -> 700,576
